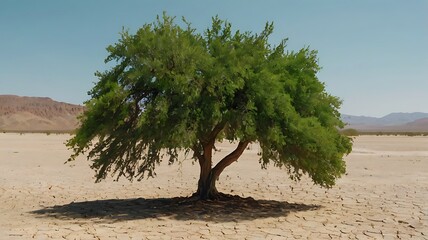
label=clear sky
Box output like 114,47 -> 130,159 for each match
1,0 -> 427,117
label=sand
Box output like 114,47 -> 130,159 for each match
0,134 -> 427,239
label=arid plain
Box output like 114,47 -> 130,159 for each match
0,134 -> 427,239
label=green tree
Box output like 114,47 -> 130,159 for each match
67,14 -> 352,200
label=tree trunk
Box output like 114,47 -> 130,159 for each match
195,141 -> 220,200
194,141 -> 249,200
196,170 -> 219,200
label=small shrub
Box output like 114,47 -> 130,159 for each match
341,128 -> 359,136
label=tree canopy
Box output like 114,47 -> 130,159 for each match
67,14 -> 353,200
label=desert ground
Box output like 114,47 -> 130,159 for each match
0,134 -> 427,239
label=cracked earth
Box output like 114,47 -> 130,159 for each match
1,134 -> 427,239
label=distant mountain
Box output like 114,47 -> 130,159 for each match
400,118 -> 428,131
377,112 -> 428,126
1,95 -> 427,133
0,95 -> 84,132
341,115 -> 379,126
342,112 -> 428,132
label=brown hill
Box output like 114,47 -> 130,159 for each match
399,117 -> 428,132
0,95 -> 84,132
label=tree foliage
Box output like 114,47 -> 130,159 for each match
67,14 -> 352,199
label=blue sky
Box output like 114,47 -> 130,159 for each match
1,1 -> 427,117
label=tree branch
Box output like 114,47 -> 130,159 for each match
211,141 -> 250,179
192,144 -> 204,164
199,120 -> 227,164
206,120 -> 226,144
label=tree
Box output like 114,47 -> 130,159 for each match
67,14 -> 352,200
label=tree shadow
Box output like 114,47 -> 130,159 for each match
31,196 -> 320,223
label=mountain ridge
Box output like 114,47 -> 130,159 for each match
0,95 -> 84,132
1,94 -> 427,132
342,112 -> 428,132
